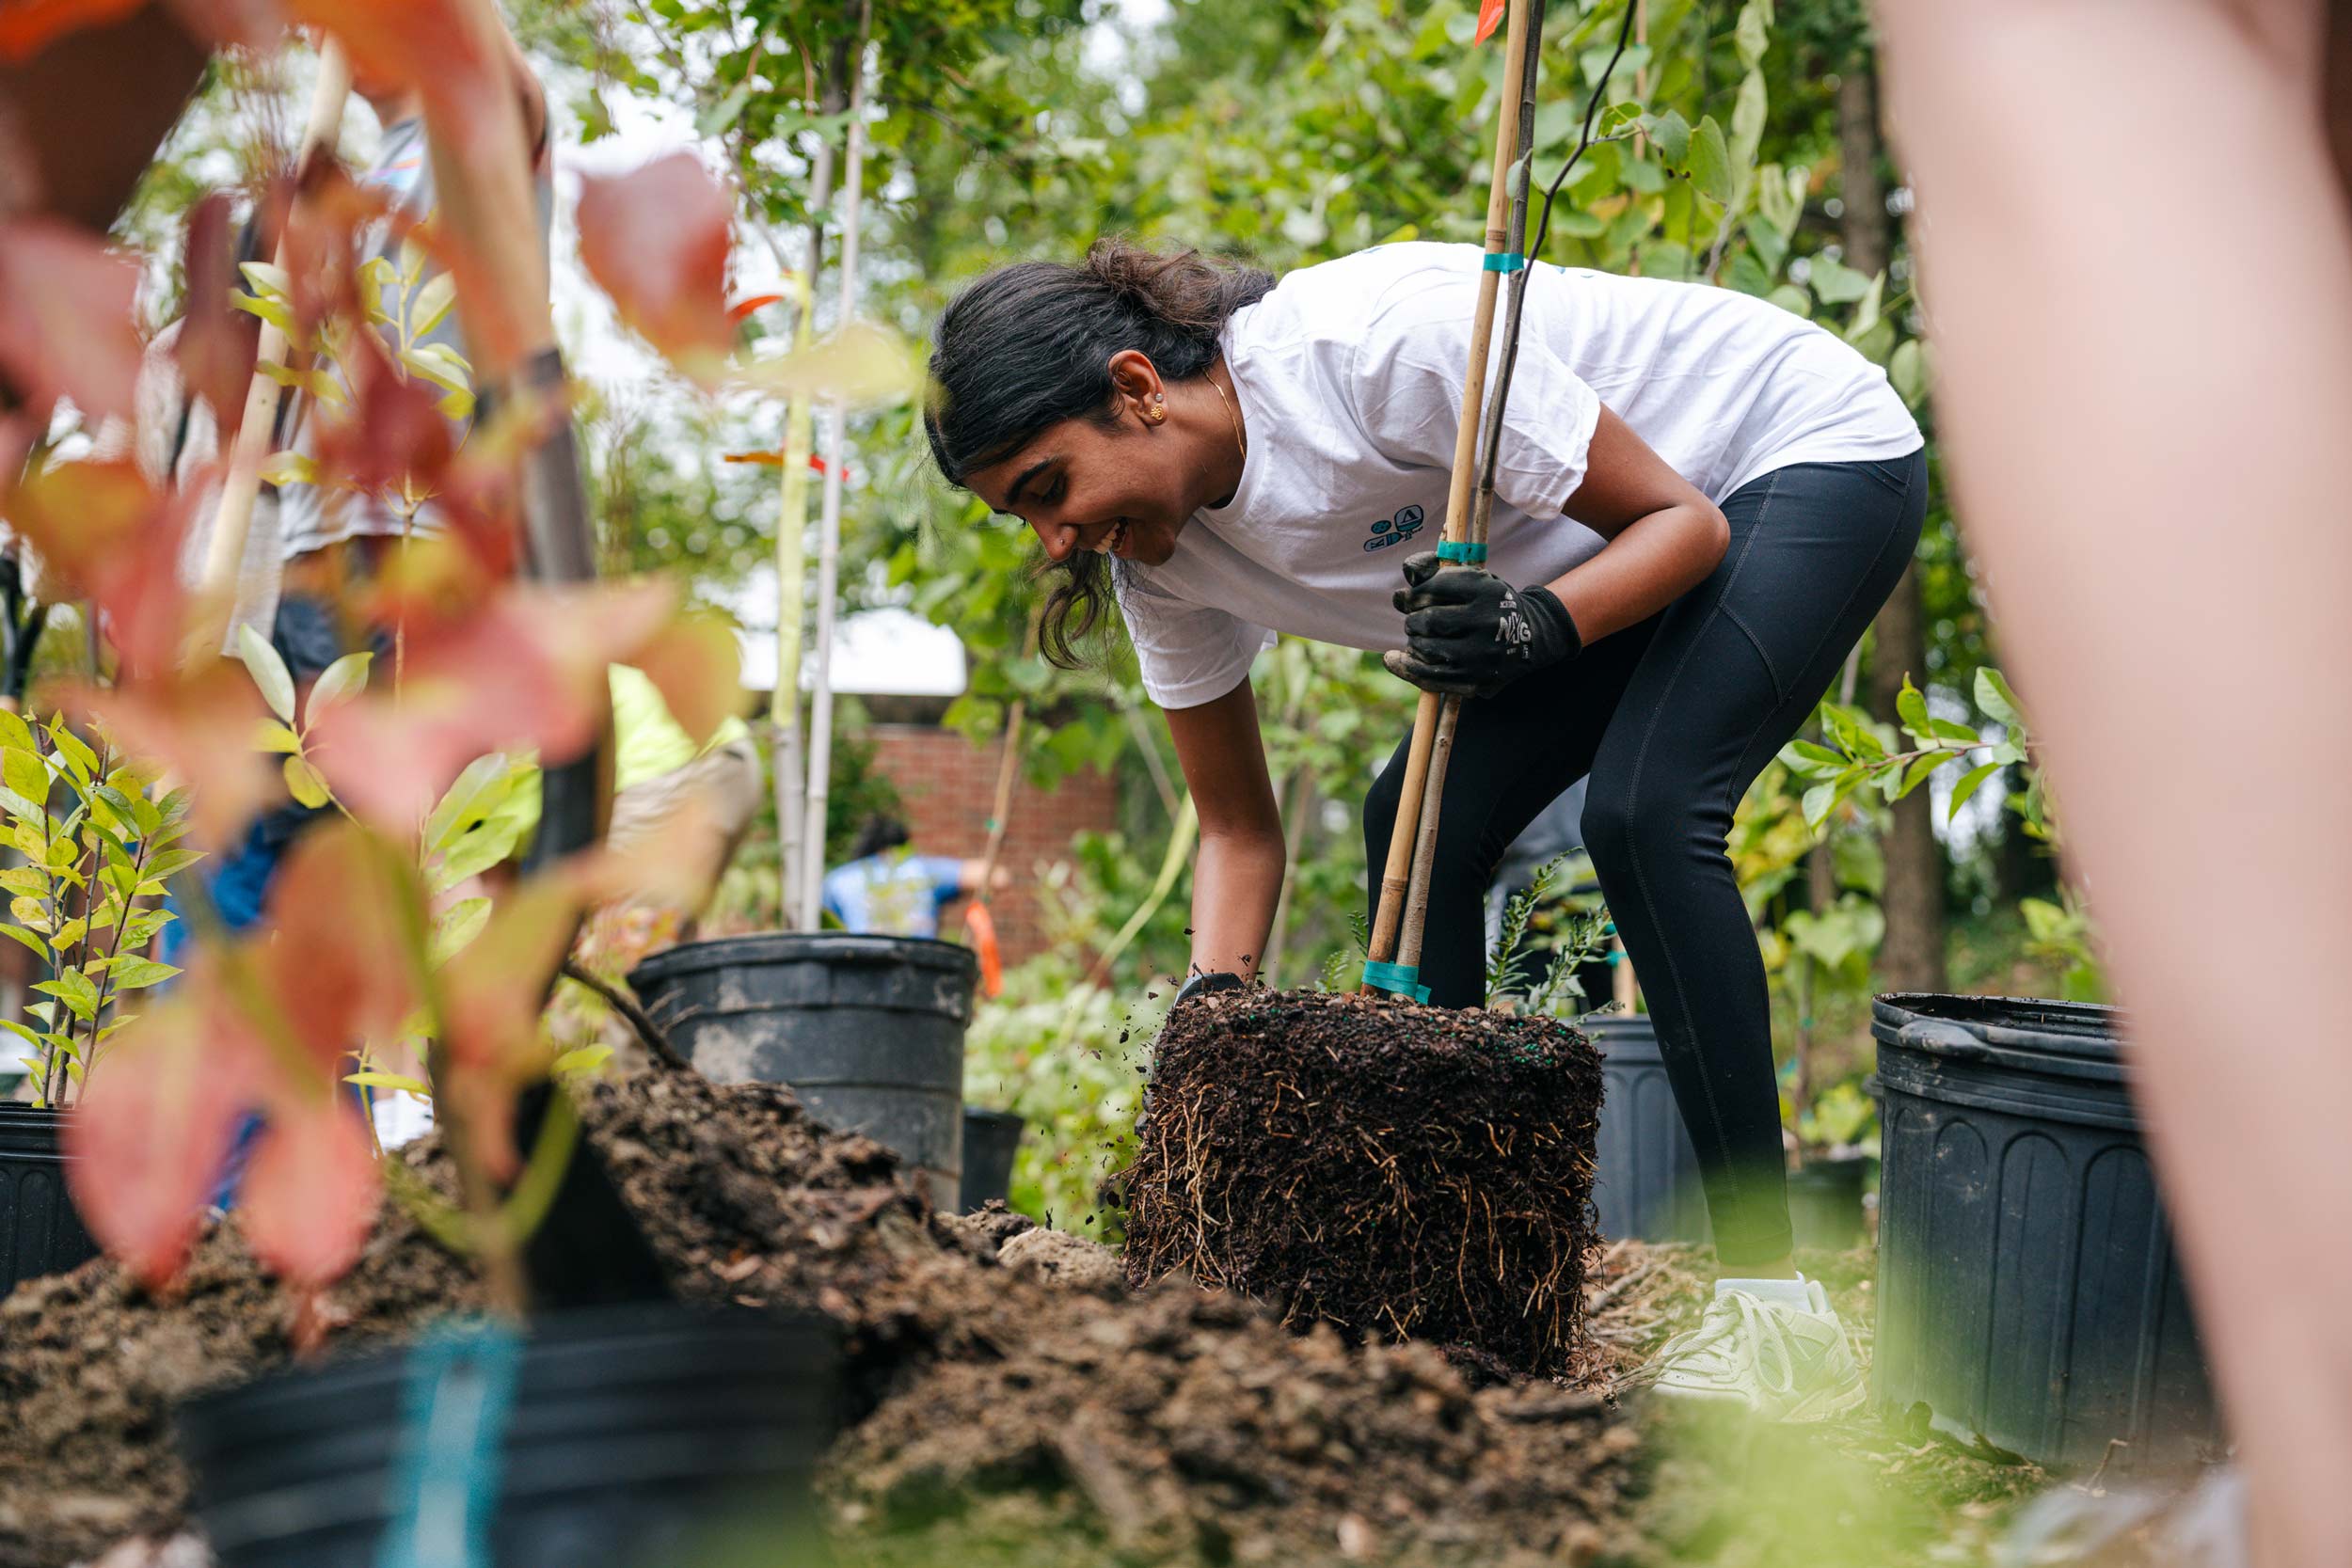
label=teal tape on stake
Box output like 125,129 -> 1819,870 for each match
1360,960 -> 1431,1004
1437,541 -> 1487,564
1482,251 -> 1526,272
378,1321 -> 523,1568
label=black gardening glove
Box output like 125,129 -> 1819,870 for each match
1382,550 -> 1581,699
1171,970 -> 1247,1009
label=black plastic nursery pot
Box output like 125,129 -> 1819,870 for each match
1583,1013 -> 1710,1245
629,933 -> 980,1211
959,1107 -> 1025,1213
1787,1151 -> 1869,1252
175,1303 -> 840,1568
0,1102 -> 100,1291
1871,994 -> 2224,1473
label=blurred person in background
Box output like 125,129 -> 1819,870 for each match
823,814 -> 1002,939
1876,0 -> 2352,1562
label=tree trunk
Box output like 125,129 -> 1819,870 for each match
1836,64 -> 1887,277
1868,575 -> 1947,993
1844,57 -> 1947,995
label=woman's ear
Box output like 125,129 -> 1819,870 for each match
1105,348 -> 1168,425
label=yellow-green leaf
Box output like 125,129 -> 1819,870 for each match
308,652 -> 372,714
2,748 -> 45,803
347,1070 -> 433,1095
255,720 -> 303,755
239,624 -> 297,722
238,261 -> 292,299
283,755 -> 332,810
409,272 -> 457,340
259,451 -> 320,487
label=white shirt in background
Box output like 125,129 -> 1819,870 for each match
1111,242 -> 1921,709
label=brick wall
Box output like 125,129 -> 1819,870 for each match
862,722 -> 1119,966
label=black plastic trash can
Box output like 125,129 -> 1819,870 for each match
178,1305 -> 839,1568
0,1104 -> 99,1290
630,934 -> 979,1211
959,1107 -> 1025,1213
1872,994 -> 2224,1472
1584,1013 -> 1710,1245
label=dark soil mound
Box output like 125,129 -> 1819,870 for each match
827,1267 -> 1636,1568
1125,990 -> 1606,1378
0,1065 -> 1633,1568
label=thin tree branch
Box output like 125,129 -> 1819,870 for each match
559,957 -> 691,1071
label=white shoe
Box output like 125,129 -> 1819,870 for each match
1643,1278 -> 1867,1423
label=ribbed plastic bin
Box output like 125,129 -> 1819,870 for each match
177,1305 -> 838,1567
1584,1013 -> 1709,1244
630,933 -> 978,1210
0,1104 -> 99,1291
1872,994 -> 2224,1472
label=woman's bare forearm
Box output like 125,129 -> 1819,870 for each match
1163,677 -> 1287,984
1188,824 -> 1285,981
1546,501 -> 1728,643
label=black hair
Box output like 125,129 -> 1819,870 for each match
851,814 -> 911,862
924,238 -> 1275,667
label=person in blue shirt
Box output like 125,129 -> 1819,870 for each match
822,816 -> 997,938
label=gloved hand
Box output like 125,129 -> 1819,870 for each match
1171,970 -> 1247,1009
1381,550 -> 1581,699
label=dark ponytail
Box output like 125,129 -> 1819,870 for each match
925,239 -> 1276,668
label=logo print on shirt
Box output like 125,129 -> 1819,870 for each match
1363,504 -> 1426,553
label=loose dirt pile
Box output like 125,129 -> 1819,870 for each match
0,1065 -> 1636,1568
1125,990 -> 1606,1379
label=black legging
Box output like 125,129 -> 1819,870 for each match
1365,451 -> 1928,1267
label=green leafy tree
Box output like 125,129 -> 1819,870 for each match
0,713 -> 196,1107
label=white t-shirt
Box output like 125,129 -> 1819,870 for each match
1111,243 -> 1921,709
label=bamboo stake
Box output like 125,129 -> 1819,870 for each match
195,43 -> 350,651
796,0 -> 873,931
1364,0 -> 1543,987
771,115 -> 836,928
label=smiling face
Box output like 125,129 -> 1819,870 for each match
962,349 -> 1240,570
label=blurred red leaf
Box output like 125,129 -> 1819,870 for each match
163,0 -> 285,48
437,878 -> 582,1179
285,0 -> 496,117
309,331 -> 454,501
0,218 -> 143,422
727,293 -> 782,325
1474,0 -> 1505,43
0,0 -> 144,60
74,666 -> 277,847
578,154 -> 735,378
307,579 -> 675,825
628,611 -> 741,747
4,458 -> 204,680
258,821 -> 423,1061
273,159 -> 397,341
175,192 -> 260,439
65,980 -> 267,1288
237,1096 -> 382,1290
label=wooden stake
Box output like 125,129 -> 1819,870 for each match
195,43 -> 350,651
1367,0 -> 1547,987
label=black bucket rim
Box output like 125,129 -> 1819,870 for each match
177,1302 -> 834,1432
962,1106 -> 1025,1130
628,930 -> 979,991
1873,992 -> 2123,1077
